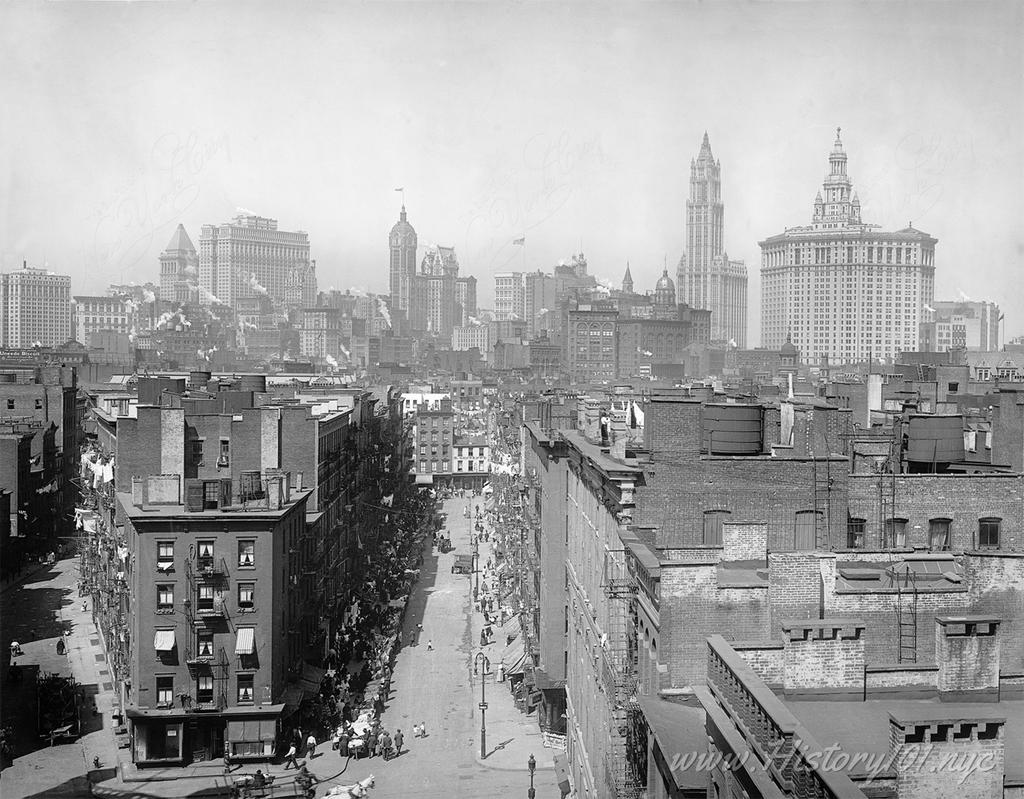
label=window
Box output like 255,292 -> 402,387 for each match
190,439 -> 204,467
197,631 -> 214,658
196,675 -> 214,704
238,540 -> 255,568
197,541 -> 214,570
35,399 -> 43,410
237,674 -> 254,705
947,382 -> 959,394
5,399 -> 12,410
929,519 -> 951,551
198,584 -> 215,611
218,440 -> 230,467
238,582 -> 254,609
157,584 -> 174,610
157,542 -> 174,571
156,675 -> 174,707
702,510 -> 730,546
978,518 -> 1000,550
847,518 -> 866,549
885,518 -> 908,548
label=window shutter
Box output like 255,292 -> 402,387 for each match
185,479 -> 205,512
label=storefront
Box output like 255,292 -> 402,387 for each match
128,705 -> 283,766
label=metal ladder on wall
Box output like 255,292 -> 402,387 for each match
811,451 -> 833,550
603,554 -> 641,799
895,568 -> 918,663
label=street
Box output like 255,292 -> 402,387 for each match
297,491 -> 557,798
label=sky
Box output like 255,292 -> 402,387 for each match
2,1 -> 1022,344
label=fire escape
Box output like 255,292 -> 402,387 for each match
184,553 -> 229,711
603,552 -> 642,799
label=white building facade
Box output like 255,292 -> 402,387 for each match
1,266 -> 72,348
760,130 -> 936,366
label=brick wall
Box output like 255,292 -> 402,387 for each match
992,390 -> 1024,471
639,457 -> 850,551
964,553 -> 1024,668
722,521 -> 768,561
732,642 -> 784,685
780,618 -> 865,690
889,716 -> 1005,799
643,397 -> 702,462
936,617 -> 1001,694
767,552 -> 825,631
659,563 -> 769,686
848,473 -> 1024,552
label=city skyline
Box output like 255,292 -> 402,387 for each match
2,1 -> 1021,343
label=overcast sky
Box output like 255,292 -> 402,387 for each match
2,1 -> 1021,343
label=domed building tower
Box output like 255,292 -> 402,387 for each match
389,204 -> 417,313
653,267 -> 677,319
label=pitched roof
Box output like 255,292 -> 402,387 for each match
165,224 -> 196,253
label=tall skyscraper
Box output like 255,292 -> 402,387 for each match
158,224 -> 197,303
198,215 -> 311,307
677,133 -> 748,346
389,205 -> 417,314
760,129 -> 937,366
0,264 -> 72,347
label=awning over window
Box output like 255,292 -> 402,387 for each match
502,636 -> 527,675
235,627 -> 255,656
154,630 -> 176,652
414,473 -> 434,485
227,719 -> 276,742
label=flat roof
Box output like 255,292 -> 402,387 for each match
119,488 -> 311,521
789,698 -> 1024,781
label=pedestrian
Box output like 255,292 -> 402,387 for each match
381,729 -> 393,761
426,639 -> 433,651
419,721 -> 427,737
367,726 -> 379,758
306,732 -> 317,759
284,741 -> 300,769
412,723 -> 421,739
223,746 -> 233,774
408,631 -> 415,647
339,729 -> 350,757
393,728 -> 404,757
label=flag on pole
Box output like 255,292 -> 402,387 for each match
512,237 -> 525,246
394,187 -> 404,192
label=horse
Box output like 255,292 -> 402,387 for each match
325,774 -> 375,798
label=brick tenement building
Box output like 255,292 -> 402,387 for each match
522,419 -> 570,733
123,472 -> 310,765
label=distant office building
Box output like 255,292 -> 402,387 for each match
567,305 -> 619,384
389,205 -> 418,315
198,215 -> 311,308
760,129 -> 936,365
494,271 -> 525,321
920,300 -> 1001,352
299,307 -> 341,362
452,324 -> 491,357
159,224 -> 198,303
73,295 -> 136,347
677,133 -> 748,346
454,275 -> 477,327
0,264 -> 72,348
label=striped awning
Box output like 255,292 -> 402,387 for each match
235,627 -> 255,656
154,630 -> 176,652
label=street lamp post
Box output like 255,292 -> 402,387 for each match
528,753 -> 536,798
474,652 -> 490,759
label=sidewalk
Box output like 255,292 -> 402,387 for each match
467,516 -> 557,774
